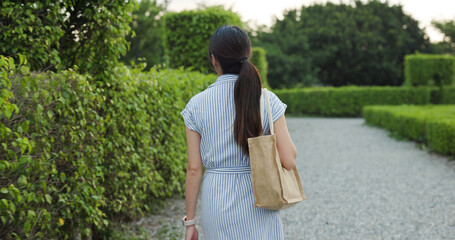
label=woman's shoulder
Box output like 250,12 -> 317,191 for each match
185,87 -> 214,110
265,88 -> 283,103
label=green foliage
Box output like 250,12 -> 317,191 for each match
404,54 -> 455,86
426,119 -> 455,156
275,86 -> 431,117
1,55 -> 106,239
251,47 -> 269,88
252,10 -> 316,88
441,87 -> 455,104
432,19 -> 455,54
0,1 -> 64,71
100,65 -> 214,220
363,105 -> 455,155
1,55 -> 215,238
163,7 -> 242,73
122,0 -> 164,69
254,0 -> 430,88
0,0 -> 135,79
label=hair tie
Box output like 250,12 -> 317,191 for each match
240,56 -> 248,64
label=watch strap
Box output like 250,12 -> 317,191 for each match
182,216 -> 196,226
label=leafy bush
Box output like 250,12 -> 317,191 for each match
363,105 -> 455,155
1,56 -> 106,239
251,47 -> 269,88
275,86 -> 431,117
1,55 -> 215,238
99,65 -> 214,220
0,0 -> 135,79
404,54 -> 455,86
441,87 -> 455,104
430,86 -> 455,104
163,7 -> 242,73
426,119 -> 455,155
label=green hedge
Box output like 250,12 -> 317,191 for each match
100,66 -> 213,220
0,55 -> 214,238
404,54 -> 455,86
163,7 -> 242,73
251,47 -> 269,88
441,87 -> 455,104
363,105 -> 455,155
1,56 -> 106,239
0,0 -> 135,80
275,86 -> 431,117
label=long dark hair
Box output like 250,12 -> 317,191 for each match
208,25 -> 263,155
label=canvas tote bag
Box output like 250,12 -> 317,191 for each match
247,88 -> 306,210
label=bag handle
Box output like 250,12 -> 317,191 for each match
260,88 -> 274,135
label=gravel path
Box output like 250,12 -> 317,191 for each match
140,117 -> 455,239
283,117 -> 455,240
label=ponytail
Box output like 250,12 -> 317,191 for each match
208,25 -> 263,155
234,58 -> 263,155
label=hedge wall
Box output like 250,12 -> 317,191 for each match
1,56 -> 106,239
275,86 -> 432,117
363,105 -> 455,155
100,65 -> 213,221
163,7 -> 242,74
404,54 -> 455,86
0,55 -> 214,238
251,47 -> 269,88
441,87 -> 455,104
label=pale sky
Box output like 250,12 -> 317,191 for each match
159,0 -> 455,42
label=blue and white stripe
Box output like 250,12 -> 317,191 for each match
181,74 -> 287,240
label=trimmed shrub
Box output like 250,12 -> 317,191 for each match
363,105 -> 455,155
430,86 -> 455,104
404,54 -> 455,86
427,119 -> 455,155
1,56 -> 106,239
441,87 -> 455,104
99,66 -> 214,220
251,47 -> 269,88
163,7 -> 242,73
1,55 -> 215,238
275,86 -> 431,117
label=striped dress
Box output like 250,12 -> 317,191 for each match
181,74 -> 287,240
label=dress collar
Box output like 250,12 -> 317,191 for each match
215,74 -> 238,83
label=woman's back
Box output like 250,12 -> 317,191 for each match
182,25 -> 295,240
182,74 -> 286,170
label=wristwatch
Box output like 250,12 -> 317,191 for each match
182,216 -> 196,226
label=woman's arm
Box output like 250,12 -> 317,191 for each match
185,126 -> 203,220
274,115 -> 297,170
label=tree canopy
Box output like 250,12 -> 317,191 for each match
255,0 -> 431,88
431,19 -> 455,55
0,0 -> 135,80
121,0 -> 164,69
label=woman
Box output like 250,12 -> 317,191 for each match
181,25 -> 297,240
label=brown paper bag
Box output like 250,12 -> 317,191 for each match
247,89 -> 306,210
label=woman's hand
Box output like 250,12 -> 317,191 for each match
185,225 -> 198,240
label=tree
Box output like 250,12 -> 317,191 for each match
0,0 -> 135,80
253,10 -> 318,88
255,0 -> 430,88
122,0 -> 164,69
431,20 -> 455,54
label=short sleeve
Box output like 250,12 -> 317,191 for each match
181,98 -> 201,134
268,90 -> 287,123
